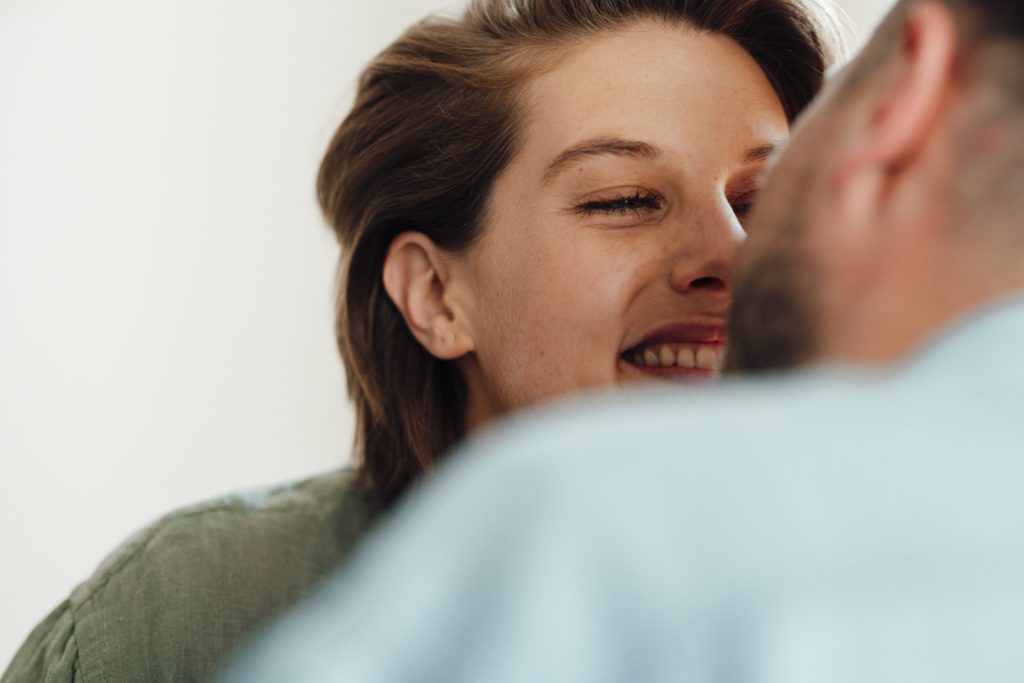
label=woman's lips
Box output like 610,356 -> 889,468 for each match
631,322 -> 725,347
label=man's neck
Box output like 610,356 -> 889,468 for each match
820,259 -> 1024,366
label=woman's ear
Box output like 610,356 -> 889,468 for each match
382,232 -> 476,360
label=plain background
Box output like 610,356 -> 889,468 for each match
1,0 -> 895,666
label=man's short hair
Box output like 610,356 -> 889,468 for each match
834,0 -> 1024,249
846,0 -> 1023,98
947,0 -> 1023,41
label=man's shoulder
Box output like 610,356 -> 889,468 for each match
65,467 -> 371,682
476,371 -> 877,468
446,361 -> 1008,526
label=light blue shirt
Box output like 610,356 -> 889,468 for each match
223,297 -> 1024,683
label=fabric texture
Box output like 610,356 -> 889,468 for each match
3,468 -> 371,683
223,297 -> 1024,683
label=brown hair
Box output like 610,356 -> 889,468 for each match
319,0 -> 844,510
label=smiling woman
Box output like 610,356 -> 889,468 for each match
340,0 -> 844,510
3,1 -> 842,681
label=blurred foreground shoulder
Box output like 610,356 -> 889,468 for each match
2,468 -> 372,683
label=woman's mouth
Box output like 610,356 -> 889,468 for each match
619,322 -> 726,381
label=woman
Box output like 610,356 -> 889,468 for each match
4,1 -> 841,681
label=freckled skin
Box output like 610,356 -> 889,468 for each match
451,21 -> 789,420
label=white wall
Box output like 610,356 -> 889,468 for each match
842,0 -> 898,46
0,0 -> 895,667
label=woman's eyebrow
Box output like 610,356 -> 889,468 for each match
543,137 -> 660,184
743,141 -> 785,164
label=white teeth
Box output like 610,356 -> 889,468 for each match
628,344 -> 721,371
676,347 -> 696,369
696,346 -> 718,371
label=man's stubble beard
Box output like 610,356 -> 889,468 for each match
725,221 -> 822,375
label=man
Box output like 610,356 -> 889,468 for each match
223,0 -> 1024,680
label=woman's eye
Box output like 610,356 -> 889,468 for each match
729,190 -> 759,223
574,191 -> 663,217
731,202 -> 754,220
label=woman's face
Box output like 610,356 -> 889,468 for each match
454,21 -> 789,418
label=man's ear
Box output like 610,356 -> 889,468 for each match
844,2 -> 958,178
382,232 -> 475,361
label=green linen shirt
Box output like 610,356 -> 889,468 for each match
2,468 -> 372,683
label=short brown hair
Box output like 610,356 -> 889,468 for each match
319,0 -> 844,510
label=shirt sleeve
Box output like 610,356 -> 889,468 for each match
2,600 -> 82,683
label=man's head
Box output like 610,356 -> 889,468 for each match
728,0 -> 1024,372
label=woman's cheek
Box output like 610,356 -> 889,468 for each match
533,250 -> 637,353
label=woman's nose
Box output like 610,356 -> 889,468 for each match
666,209 -> 745,296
